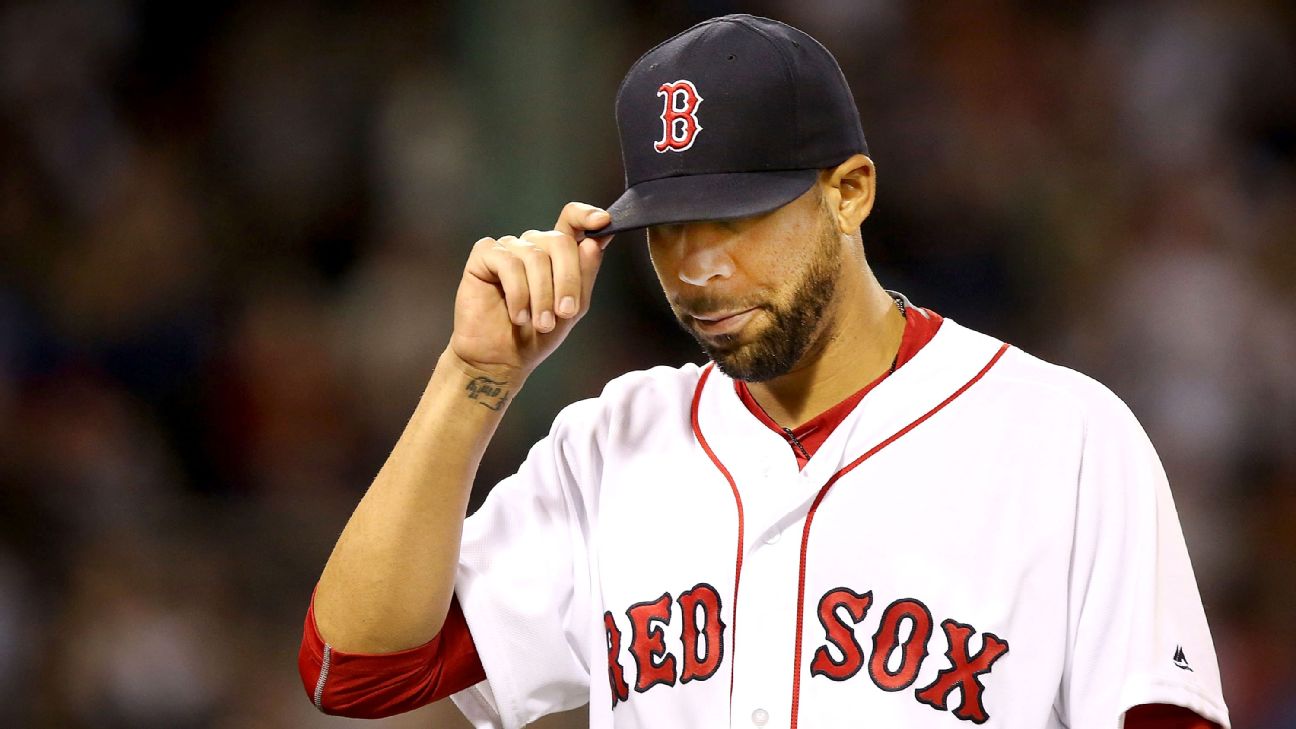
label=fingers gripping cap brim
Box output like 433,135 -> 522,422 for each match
587,169 -> 820,237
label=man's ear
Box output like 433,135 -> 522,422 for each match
822,154 -> 875,233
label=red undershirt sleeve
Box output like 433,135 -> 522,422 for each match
297,589 -> 487,718
1125,704 -> 1221,729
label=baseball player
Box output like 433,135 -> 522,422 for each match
300,14 -> 1229,729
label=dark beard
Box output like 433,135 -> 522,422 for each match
676,225 -> 841,382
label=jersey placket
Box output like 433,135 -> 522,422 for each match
693,362 -> 807,729
732,443 -> 810,729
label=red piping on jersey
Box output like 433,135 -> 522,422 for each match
788,342 -> 1010,729
691,362 -> 745,705
735,306 -> 943,469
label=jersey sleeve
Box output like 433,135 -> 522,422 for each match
449,398 -> 604,729
1060,383 -> 1230,728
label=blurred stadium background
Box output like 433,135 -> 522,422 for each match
1,0 -> 1293,727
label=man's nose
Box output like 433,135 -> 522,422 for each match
676,226 -> 735,287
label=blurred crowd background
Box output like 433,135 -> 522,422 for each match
1,0 -> 1293,727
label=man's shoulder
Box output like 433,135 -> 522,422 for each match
597,361 -> 707,404
550,361 -> 706,439
939,320 -> 1139,429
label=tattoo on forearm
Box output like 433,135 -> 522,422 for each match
465,376 -> 509,411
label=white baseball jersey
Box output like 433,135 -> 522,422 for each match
448,318 -> 1230,728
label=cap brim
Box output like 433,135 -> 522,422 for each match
587,169 -> 820,237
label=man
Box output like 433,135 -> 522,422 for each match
300,14 -> 1229,729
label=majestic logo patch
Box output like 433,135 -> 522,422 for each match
655,80 -> 703,153
1173,645 -> 1193,671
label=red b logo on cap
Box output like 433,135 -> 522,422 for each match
655,80 -> 703,153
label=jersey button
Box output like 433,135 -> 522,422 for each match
751,708 -> 769,726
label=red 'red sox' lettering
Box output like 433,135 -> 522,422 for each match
608,584 -> 1007,721
810,588 -> 873,680
604,611 -> 630,707
678,583 -> 725,683
914,619 -> 1011,723
869,598 -> 934,692
626,592 -> 677,693
608,583 -> 727,707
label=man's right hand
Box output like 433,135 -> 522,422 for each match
449,202 -> 613,379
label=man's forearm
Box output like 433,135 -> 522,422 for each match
313,349 -> 523,653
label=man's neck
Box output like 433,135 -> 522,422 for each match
744,269 -> 905,428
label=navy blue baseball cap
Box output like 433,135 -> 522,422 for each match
590,14 -> 869,237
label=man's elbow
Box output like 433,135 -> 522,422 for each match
296,592 -> 487,718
